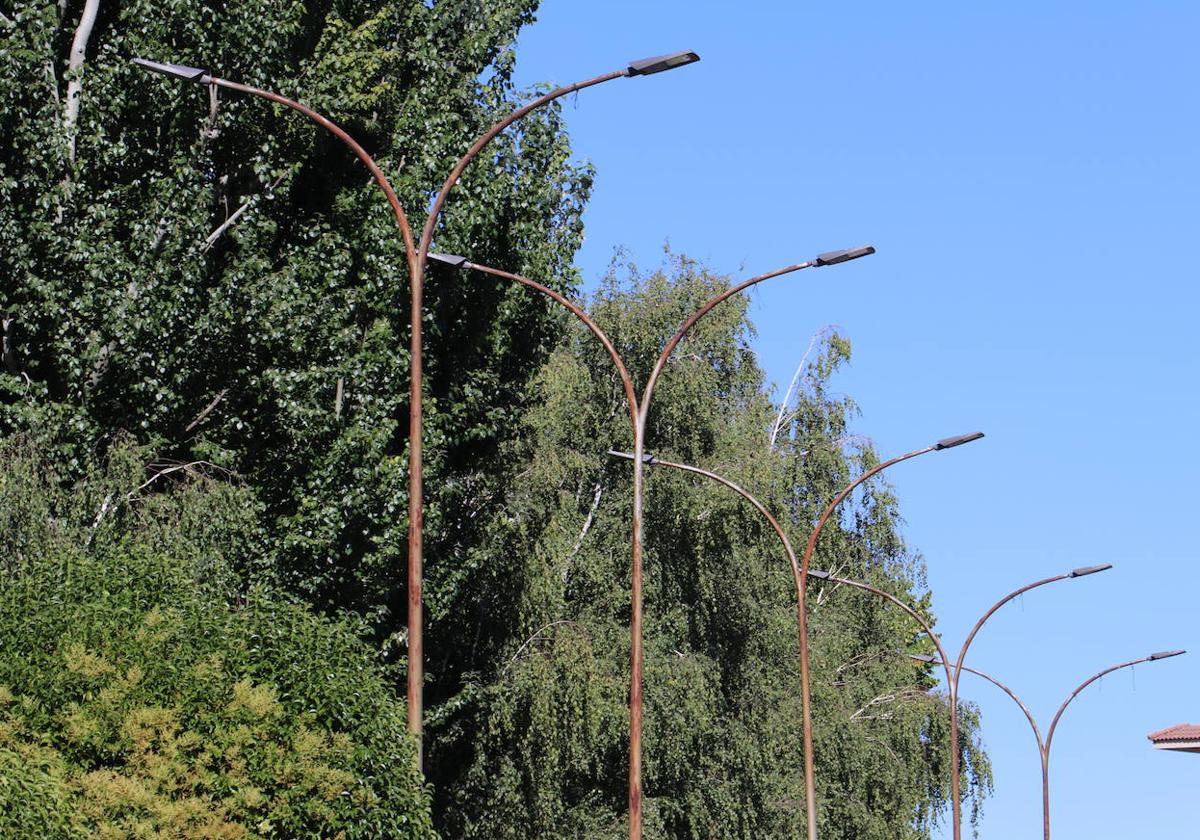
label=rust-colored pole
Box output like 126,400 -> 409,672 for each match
796,432 -> 980,839
625,453 -> 943,839
429,257 -> 638,427
412,53 -> 700,770
410,68 -> 637,763
1040,650 -> 1184,839
431,248 -> 868,839
133,52 -> 699,780
634,259 -> 827,838
948,563 -> 1110,838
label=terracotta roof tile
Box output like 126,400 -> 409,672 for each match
1147,723 -> 1200,742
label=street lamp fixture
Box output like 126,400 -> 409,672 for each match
814,245 -> 876,266
1068,564 -> 1112,578
131,58 -> 210,84
627,50 -> 701,76
426,252 -> 471,269
934,431 -> 985,450
1149,649 -> 1186,660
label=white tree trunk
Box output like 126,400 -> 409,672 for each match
63,0 -> 101,164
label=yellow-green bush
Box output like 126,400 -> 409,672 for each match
0,439 -> 435,838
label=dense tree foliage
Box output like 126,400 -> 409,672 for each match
1,1 -> 990,836
0,438 -> 435,837
428,255 -> 990,837
0,0 -> 588,635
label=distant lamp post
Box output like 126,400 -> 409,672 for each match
814,563 -> 1113,840
135,50 -> 699,774
909,649 -> 1185,840
431,247 -> 874,840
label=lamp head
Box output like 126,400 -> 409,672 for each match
1068,563 -> 1112,578
1148,650 -> 1186,661
934,431 -> 985,451
607,450 -> 655,464
807,569 -> 833,580
909,653 -> 938,664
627,50 -> 700,76
426,252 -> 470,269
814,245 -> 875,266
132,58 -> 211,85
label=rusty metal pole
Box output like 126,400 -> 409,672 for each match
796,431 -> 981,839
1039,650 -> 1184,839
630,247 -> 876,839
131,57 -> 432,754
922,649 -> 1183,840
634,259 -> 815,837
450,249 -> 872,838
619,452 -> 953,840
948,563 -> 1111,838
426,255 -> 639,427
411,50 -> 698,769
136,51 -> 701,770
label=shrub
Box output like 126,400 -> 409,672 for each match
0,438 -> 435,838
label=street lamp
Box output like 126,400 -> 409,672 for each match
908,649 -> 1184,839
611,436 -> 976,840
798,431 -> 982,839
431,247 -> 874,839
134,49 -> 698,770
816,562 -> 1112,840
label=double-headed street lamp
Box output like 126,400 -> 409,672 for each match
910,648 -> 1185,839
614,437 -> 978,840
133,49 -> 699,769
811,564 -> 1113,840
431,246 -> 874,839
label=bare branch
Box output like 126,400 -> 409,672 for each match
128,459 -> 232,500
334,377 -> 344,418
202,172 -> 287,251
84,492 -> 114,548
504,620 -> 578,671
563,478 -> 604,582
184,388 -> 228,434
1,316 -> 18,374
770,326 -> 837,450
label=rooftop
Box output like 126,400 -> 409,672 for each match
1148,723 -> 1200,753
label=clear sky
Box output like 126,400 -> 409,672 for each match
512,2 -> 1200,838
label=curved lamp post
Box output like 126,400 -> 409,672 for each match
797,431 -> 982,838
609,439 -> 977,838
910,649 -> 1185,840
133,50 -> 699,766
814,563 -> 1112,839
429,247 -> 875,839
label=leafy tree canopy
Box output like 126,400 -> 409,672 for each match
0,436 -> 435,838
427,253 -> 991,838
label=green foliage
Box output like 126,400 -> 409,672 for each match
427,254 -> 990,838
0,438 -> 435,838
0,0 -> 590,642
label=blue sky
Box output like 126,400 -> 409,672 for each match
513,3 -> 1199,838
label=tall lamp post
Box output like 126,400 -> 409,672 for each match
611,444 -> 978,839
910,649 -> 1186,840
133,49 -> 699,766
796,431 -> 982,839
429,246 -> 875,839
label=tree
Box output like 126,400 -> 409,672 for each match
0,436 -> 436,838
427,253 -> 991,838
0,0 -> 589,643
